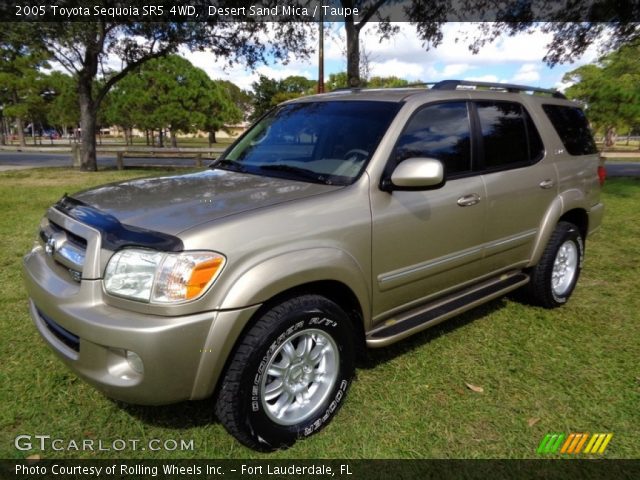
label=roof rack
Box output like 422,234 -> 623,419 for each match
432,79 -> 566,99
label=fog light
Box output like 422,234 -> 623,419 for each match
125,350 -> 144,374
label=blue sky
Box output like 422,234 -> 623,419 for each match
183,23 -> 602,91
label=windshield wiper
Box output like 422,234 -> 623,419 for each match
259,164 -> 332,185
211,158 -> 247,172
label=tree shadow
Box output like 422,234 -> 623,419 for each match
115,297 -> 508,429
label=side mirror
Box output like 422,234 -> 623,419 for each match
384,158 -> 445,191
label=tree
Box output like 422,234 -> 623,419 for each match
563,41 -> 640,148
250,75 -> 282,121
203,80 -> 245,146
17,8 -> 314,170
45,72 -> 79,139
0,25 -> 51,146
366,76 -> 410,88
326,71 -> 410,90
105,56 -> 243,147
250,74 -> 317,119
326,72 -> 349,91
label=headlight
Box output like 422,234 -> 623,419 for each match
104,249 -> 225,303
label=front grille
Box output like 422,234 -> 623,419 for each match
49,221 -> 87,250
38,309 -> 80,352
40,220 -> 87,282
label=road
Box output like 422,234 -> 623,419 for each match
1,151 -> 639,177
0,151 -> 211,171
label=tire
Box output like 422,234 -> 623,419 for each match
523,221 -> 584,308
215,294 -> 355,451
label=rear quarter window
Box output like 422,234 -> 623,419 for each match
542,105 -> 597,156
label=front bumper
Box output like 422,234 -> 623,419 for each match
23,245 -> 259,405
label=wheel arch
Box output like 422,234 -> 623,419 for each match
529,192 -> 589,267
195,249 -> 369,400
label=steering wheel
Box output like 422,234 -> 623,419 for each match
343,149 -> 369,161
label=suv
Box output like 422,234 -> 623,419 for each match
23,80 -> 604,451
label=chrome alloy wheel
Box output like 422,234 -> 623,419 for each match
260,329 -> 339,426
552,240 -> 578,297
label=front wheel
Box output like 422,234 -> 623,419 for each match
523,221 -> 584,308
215,295 -> 355,451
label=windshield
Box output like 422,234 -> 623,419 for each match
217,101 -> 401,185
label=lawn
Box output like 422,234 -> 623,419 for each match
0,169 -> 638,459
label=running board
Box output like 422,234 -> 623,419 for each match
366,272 -> 529,348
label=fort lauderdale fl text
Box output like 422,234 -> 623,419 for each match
20,4 -> 359,19
16,462 -> 351,477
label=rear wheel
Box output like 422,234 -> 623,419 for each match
215,294 -> 355,451
523,221 -> 584,308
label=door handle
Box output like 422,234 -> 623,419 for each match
457,193 -> 481,207
539,179 -> 555,189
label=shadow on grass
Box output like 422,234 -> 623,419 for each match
360,297 -> 507,370
115,398 -> 219,430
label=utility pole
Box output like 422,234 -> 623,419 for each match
318,6 -> 325,93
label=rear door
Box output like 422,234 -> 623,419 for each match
474,100 -> 557,272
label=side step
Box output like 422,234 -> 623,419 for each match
366,272 -> 529,348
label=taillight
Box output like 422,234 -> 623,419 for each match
597,165 -> 606,186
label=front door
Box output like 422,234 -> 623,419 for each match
370,101 -> 487,323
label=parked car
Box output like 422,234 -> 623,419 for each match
23,80 -> 604,451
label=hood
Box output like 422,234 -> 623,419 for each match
70,169 -> 340,235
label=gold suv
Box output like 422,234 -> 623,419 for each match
24,80 -> 605,450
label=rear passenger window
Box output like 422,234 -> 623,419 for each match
392,102 -> 472,177
476,101 -> 544,170
542,105 -> 597,155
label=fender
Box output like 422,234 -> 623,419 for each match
528,188 -> 588,266
189,248 -> 371,400
219,247 -> 371,326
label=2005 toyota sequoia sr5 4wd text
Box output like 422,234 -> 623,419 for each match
24,80 -> 605,451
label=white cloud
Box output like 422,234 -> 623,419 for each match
369,59 -> 429,80
511,63 -> 541,83
464,74 -> 502,83
442,63 -> 473,77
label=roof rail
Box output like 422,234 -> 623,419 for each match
432,79 -> 566,99
330,82 -> 435,92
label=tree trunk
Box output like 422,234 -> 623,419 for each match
158,129 -> 164,147
345,20 -> 361,88
15,117 -> 26,147
208,130 -> 216,147
626,130 -> 631,146
170,128 -> 178,148
604,126 -> 617,149
78,80 -> 98,171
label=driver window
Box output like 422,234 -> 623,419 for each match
392,102 -> 472,177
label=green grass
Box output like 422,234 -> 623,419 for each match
0,169 -> 638,459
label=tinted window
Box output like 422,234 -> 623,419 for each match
223,101 -> 400,185
393,102 -> 472,176
542,105 -> 597,155
477,101 -> 544,169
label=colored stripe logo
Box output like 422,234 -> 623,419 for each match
537,433 -> 613,454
